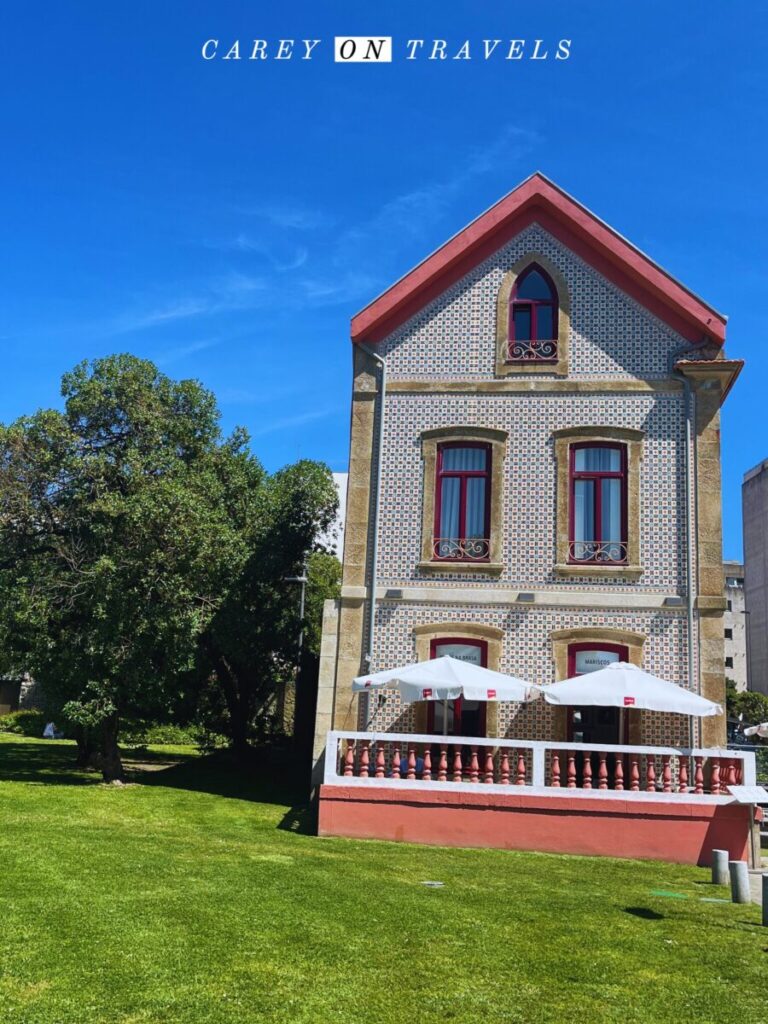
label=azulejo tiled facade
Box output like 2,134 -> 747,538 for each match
313,174 -> 742,768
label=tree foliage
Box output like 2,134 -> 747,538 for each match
0,355 -> 338,777
726,681 -> 768,732
304,551 -> 342,657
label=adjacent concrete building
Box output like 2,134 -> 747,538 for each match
722,561 -> 747,691
743,459 -> 768,695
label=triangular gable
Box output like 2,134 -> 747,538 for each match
351,173 -> 726,345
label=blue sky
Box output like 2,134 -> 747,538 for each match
1,1 -> 765,558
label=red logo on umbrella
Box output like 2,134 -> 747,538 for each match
422,688 -> 433,698
487,689 -> 496,698
624,696 -> 636,706
363,680 -> 372,688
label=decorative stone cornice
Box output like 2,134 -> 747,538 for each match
551,425 -> 645,443
421,425 -> 508,443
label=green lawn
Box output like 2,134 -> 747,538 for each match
0,734 -> 764,1024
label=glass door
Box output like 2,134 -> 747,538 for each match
427,638 -> 487,737
566,643 -> 629,787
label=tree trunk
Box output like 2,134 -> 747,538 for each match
216,657 -> 252,764
74,725 -> 94,768
100,711 -> 124,782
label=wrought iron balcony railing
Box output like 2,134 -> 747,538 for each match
507,338 -> 558,361
569,540 -> 628,564
432,537 -> 491,562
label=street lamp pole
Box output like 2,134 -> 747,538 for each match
282,558 -> 309,735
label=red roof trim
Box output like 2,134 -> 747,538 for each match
351,174 -> 726,345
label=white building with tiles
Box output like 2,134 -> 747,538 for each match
313,173 -> 743,771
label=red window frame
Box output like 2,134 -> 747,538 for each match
568,441 -> 628,564
566,641 -> 629,743
433,441 -> 491,561
508,264 -> 558,360
426,637 -> 488,736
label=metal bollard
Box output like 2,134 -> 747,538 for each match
729,860 -> 751,904
711,848 -> 729,887
763,874 -> 768,927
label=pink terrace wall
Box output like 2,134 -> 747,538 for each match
318,786 -> 755,867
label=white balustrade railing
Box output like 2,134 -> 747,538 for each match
324,730 -> 756,802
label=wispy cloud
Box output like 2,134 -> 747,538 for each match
109,300 -> 211,334
217,381 -> 317,406
339,125 -> 539,262
154,337 -> 223,366
236,203 -> 334,231
297,270 -> 381,306
79,125 -> 540,343
103,272 -> 269,337
249,406 -> 341,437
222,235 -> 309,272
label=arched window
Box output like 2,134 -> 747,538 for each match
508,265 -> 558,361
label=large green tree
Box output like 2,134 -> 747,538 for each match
193,465 -> 340,759
0,355 -> 337,778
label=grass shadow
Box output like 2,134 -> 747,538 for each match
0,736 -> 316,832
277,799 -> 317,836
0,739 -> 101,786
137,746 -> 311,813
624,907 -> 665,920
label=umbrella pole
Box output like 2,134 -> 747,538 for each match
443,699 -> 448,738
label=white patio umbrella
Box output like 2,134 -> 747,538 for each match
538,661 -> 723,718
352,655 -> 538,734
744,722 -> 768,738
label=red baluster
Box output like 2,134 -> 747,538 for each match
567,753 -> 577,788
500,749 -> 510,785
469,746 -> 479,783
453,747 -> 463,783
662,754 -> 672,793
422,745 -> 432,781
726,759 -> 737,789
630,756 -> 640,792
516,751 -> 526,785
438,745 -> 448,783
694,755 -> 704,794
484,748 -> 494,784
359,740 -> 370,778
598,752 -> 608,790
735,758 -> 743,784
391,744 -> 401,780
582,754 -> 593,789
677,755 -> 688,793
614,756 -> 624,791
710,758 -> 721,795
344,740 -> 355,777
407,744 -> 417,780
645,755 -> 656,792
551,750 -> 561,787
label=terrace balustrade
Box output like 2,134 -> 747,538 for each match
324,730 -> 756,799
